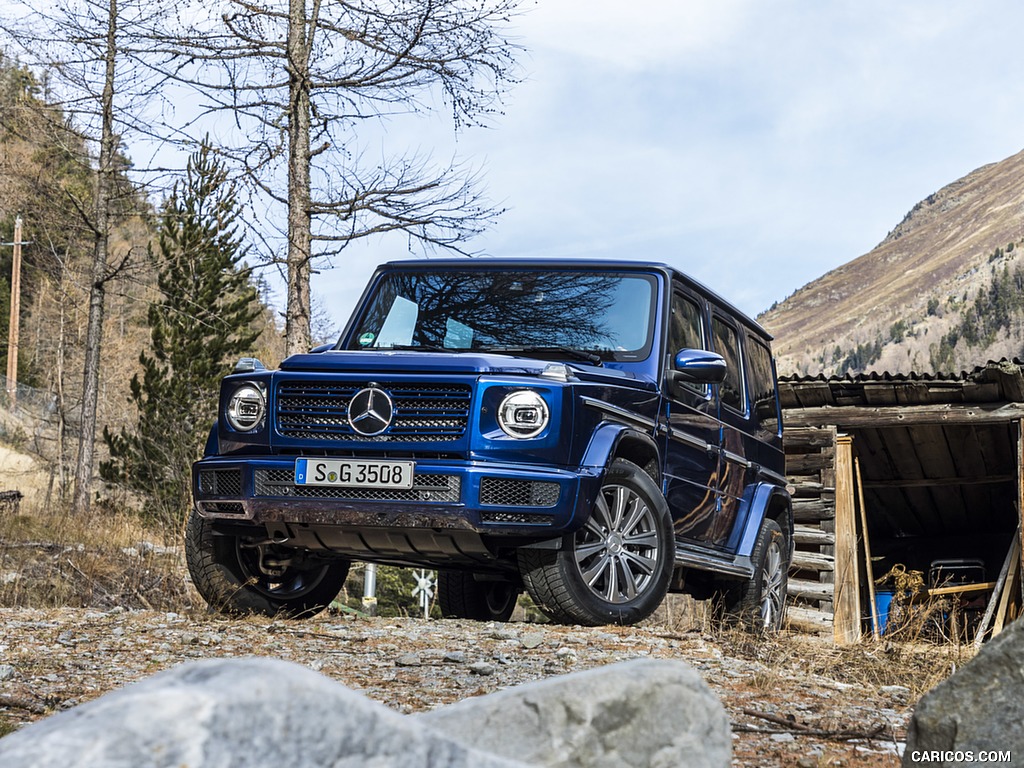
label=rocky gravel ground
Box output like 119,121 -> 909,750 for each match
0,606 -> 934,767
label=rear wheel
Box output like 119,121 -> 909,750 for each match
518,458 -> 674,626
721,517 -> 788,632
185,509 -> 349,619
437,571 -> 521,622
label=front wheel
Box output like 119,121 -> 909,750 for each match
721,517 -> 789,632
437,571 -> 521,622
185,509 -> 350,619
518,458 -> 674,626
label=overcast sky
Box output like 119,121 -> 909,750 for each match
309,1 -> 1024,338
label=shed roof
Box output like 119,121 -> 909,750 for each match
779,359 -> 1022,555
779,359 -> 1024,410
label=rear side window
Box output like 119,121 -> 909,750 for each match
711,316 -> 745,411
747,337 -> 779,430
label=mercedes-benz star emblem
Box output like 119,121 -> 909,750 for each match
347,387 -> 395,436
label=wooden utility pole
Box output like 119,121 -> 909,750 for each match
5,216 -> 24,409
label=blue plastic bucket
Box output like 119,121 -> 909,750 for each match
874,590 -> 895,634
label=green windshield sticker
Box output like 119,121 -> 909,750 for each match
358,332 -> 376,347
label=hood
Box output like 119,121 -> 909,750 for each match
280,349 -> 547,375
278,349 -> 651,387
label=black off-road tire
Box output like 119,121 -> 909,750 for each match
720,517 -> 788,632
437,571 -> 521,622
185,508 -> 349,619
517,458 -> 674,626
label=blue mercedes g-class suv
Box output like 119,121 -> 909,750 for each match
187,259 -> 792,628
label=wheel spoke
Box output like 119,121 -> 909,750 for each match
620,498 -> 649,537
583,517 -> 606,540
603,555 -> 620,602
591,493 -> 614,531
574,539 -> 607,561
623,530 -> 659,550
608,486 -> 629,530
620,549 -> 657,576
581,552 -> 613,588
616,558 -> 637,601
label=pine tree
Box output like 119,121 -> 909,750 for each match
102,142 -> 262,527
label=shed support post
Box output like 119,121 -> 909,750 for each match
833,435 -> 861,644
1018,418 -> 1024,598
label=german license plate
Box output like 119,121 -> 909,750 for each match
294,458 -> 415,489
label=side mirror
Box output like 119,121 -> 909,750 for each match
672,349 -> 727,384
233,357 -> 267,374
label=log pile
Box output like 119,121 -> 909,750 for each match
783,426 -> 837,634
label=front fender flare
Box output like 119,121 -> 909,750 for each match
580,421 -> 660,477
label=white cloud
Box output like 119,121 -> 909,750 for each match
315,1 -> 1024,331
513,0 -> 754,71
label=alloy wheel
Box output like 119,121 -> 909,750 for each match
759,537 -> 786,630
572,483 -> 661,604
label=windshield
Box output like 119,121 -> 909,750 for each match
346,269 -> 657,362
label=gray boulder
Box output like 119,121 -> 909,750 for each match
904,618 -> 1024,767
420,657 -> 730,768
0,656 -> 730,768
0,657 -> 530,768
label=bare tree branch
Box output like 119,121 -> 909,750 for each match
147,0 -> 524,354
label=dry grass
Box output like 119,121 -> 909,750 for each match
0,493 -> 199,612
711,621 -> 967,704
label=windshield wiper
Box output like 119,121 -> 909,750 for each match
482,346 -> 604,366
376,344 -> 449,353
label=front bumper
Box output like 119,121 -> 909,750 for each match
193,456 -> 599,540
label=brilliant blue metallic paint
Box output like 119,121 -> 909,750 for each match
193,258 -> 790,579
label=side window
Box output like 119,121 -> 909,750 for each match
668,292 -> 706,395
711,316 -> 745,411
669,292 -> 703,353
747,337 -> 779,429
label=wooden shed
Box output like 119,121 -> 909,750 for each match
780,359 -> 1024,643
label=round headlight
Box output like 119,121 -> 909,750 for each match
497,390 -> 549,439
226,384 -> 266,432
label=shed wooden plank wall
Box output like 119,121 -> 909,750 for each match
783,425 -> 838,634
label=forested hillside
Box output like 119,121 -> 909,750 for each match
0,55 -> 283,512
760,148 -> 1024,376
0,0 -> 517,519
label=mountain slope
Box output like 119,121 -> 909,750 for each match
760,148 -> 1024,376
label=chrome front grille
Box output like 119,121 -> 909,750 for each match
253,469 -> 461,503
275,381 -> 472,443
